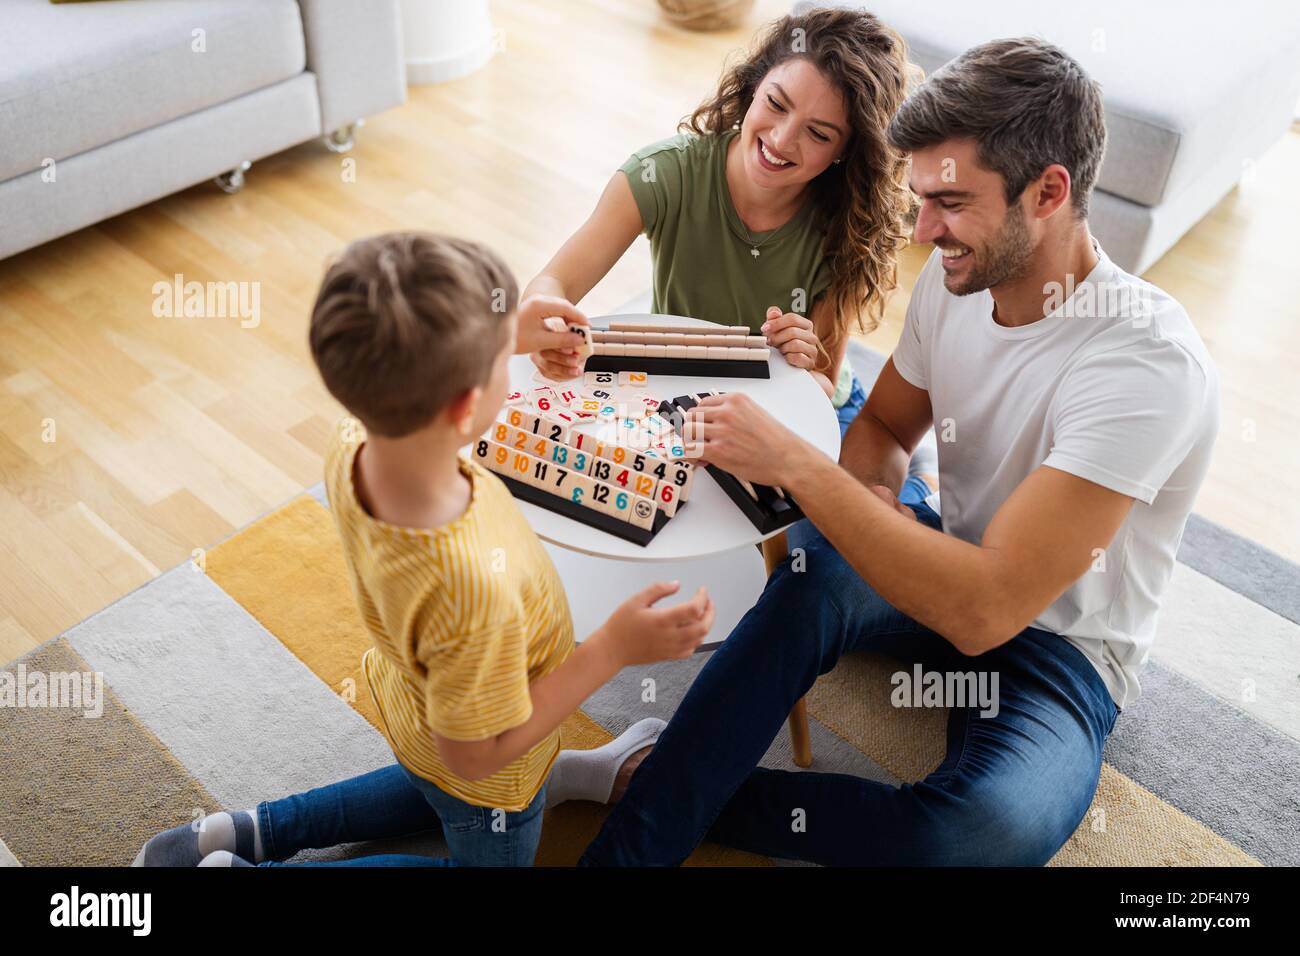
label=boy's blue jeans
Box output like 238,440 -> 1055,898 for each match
255,762 -> 546,867
578,499 -> 1120,866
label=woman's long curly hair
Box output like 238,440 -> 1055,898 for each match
682,8 -> 916,362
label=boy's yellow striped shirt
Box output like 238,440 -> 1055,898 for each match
324,421 -> 575,811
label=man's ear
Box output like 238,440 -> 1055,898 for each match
1030,163 -> 1072,221
448,386 -> 483,438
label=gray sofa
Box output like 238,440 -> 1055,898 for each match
798,1 -> 1300,274
0,0 -> 406,260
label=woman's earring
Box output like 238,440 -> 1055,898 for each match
833,157 -> 843,164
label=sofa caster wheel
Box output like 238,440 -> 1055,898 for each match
214,161 -> 252,194
324,120 -> 363,153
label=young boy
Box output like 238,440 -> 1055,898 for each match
134,232 -> 713,867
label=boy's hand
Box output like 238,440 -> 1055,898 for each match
596,581 -> 714,667
517,294 -> 588,379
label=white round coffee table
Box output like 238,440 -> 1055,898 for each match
508,313 -> 841,562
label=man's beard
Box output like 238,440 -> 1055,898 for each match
945,202 -> 1034,296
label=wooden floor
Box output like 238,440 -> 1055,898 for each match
1,0 -> 1297,664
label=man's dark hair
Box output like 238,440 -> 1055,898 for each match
887,37 -> 1107,218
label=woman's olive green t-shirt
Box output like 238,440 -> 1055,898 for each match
618,130 -> 853,406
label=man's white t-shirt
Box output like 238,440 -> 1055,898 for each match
891,243 -> 1219,709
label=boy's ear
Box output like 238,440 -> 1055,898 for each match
448,386 -> 483,438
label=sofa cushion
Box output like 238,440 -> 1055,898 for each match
0,0 -> 307,182
0,74 -> 321,260
799,0 -> 1300,208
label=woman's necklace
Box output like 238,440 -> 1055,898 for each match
738,219 -> 778,259
733,192 -> 807,259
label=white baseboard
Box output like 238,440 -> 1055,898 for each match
406,38 -> 494,84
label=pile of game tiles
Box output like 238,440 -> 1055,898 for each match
471,370 -> 697,535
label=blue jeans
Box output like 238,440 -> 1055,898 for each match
789,373 -> 930,552
256,762 -> 546,867
579,501 -> 1120,866
834,370 -> 867,435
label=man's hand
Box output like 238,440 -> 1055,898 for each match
682,392 -> 810,487
516,294 -> 589,377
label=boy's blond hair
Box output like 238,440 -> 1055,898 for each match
309,232 -> 518,437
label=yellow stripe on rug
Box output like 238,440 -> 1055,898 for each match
207,496 -> 383,730
207,494 -> 767,867
804,652 -> 1259,866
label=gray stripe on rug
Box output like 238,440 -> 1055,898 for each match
63,566 -> 394,811
0,835 -> 18,867
1177,513 -> 1300,626
1103,658 -> 1300,865
1153,562 -> 1300,742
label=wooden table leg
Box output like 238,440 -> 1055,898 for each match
761,532 -> 814,768
787,697 -> 812,768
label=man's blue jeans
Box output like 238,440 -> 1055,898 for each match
579,500 -> 1120,866
256,762 -> 546,867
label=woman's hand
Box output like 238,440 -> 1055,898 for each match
517,294 -> 589,379
761,306 -> 823,371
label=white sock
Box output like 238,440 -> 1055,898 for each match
198,850 -> 254,867
544,717 -> 666,809
241,809 -> 265,862
196,812 -> 235,857
193,809 -> 263,862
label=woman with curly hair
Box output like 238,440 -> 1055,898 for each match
526,7 -> 914,435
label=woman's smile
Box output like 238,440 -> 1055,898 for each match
756,136 -> 796,171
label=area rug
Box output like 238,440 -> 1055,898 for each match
1,345 -> 1296,867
